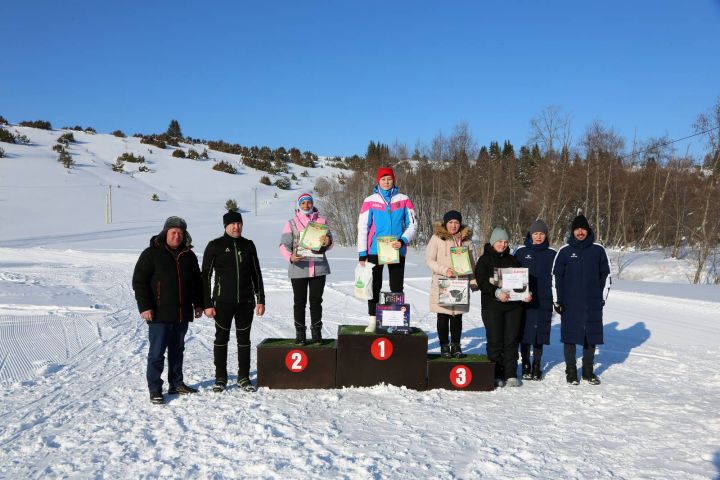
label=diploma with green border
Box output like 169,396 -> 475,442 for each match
377,236 -> 400,264
450,246 -> 472,275
299,221 -> 328,251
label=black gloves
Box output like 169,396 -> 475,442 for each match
553,303 -> 563,315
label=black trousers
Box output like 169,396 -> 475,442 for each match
520,344 -> 544,364
367,254 -> 405,315
213,301 -> 254,382
482,307 -> 523,381
564,337 -> 596,368
437,313 -> 463,345
291,275 -> 326,331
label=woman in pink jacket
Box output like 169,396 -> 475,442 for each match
279,193 -> 333,344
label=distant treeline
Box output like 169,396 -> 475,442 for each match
317,103 -> 720,284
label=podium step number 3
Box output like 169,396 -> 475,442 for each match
450,365 -> 473,388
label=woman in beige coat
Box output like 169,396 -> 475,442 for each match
425,210 -> 477,358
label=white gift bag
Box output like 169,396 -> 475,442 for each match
354,262 -> 375,300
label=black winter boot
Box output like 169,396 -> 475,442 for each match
440,344 -> 451,359
531,360 -> 543,381
168,382 -> 198,395
149,391 -> 164,404
450,343 -> 465,358
310,327 -> 322,344
566,365 -> 579,385
295,329 -> 307,345
522,361 -> 532,380
582,365 -> 601,385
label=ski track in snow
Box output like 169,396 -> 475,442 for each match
0,249 -> 718,479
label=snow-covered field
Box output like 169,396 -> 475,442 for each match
0,126 -> 718,479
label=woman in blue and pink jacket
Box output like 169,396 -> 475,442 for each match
357,167 -> 417,332
279,193 -> 333,344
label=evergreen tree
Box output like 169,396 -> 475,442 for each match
501,140 -> 515,160
225,198 -> 238,212
0,128 -> 17,144
57,151 -> 75,168
488,141 -> 502,162
478,145 -> 489,164
518,146 -> 535,187
166,119 -> 183,139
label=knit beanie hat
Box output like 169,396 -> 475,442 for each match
529,219 -> 549,235
163,216 -> 187,232
297,192 -> 314,208
489,227 -> 510,245
376,167 -> 395,184
223,211 -> 243,227
443,210 -> 462,225
571,214 -> 590,231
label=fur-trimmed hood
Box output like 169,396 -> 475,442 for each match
433,221 -> 473,242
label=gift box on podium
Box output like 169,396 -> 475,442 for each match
375,303 -> 411,335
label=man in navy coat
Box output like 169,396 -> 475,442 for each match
552,215 -> 611,385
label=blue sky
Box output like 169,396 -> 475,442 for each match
2,0 -> 719,157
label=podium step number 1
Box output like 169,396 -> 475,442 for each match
371,337 -> 394,360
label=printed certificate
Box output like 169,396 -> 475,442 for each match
299,221 -> 329,251
498,268 -> 529,301
377,236 -> 400,265
450,246 -> 473,275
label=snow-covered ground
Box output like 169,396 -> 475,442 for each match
0,126 -> 718,478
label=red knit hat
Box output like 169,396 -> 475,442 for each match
376,167 -> 395,184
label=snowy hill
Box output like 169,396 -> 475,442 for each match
0,125 -> 719,478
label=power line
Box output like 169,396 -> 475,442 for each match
621,125 -> 719,160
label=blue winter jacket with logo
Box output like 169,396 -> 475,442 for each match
552,229 -> 611,345
514,235 -> 557,345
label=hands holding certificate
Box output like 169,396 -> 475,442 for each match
496,290 -> 532,303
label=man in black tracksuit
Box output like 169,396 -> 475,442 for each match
132,216 -> 204,404
202,211 -> 265,392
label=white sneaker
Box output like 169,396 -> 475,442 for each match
495,379 -> 506,388
364,315 -> 376,333
505,377 -> 520,387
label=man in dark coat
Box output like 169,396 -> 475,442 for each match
202,210 -> 265,393
132,216 -> 204,404
552,214 -> 611,385
514,219 -> 556,381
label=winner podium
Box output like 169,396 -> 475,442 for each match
256,327 -> 496,391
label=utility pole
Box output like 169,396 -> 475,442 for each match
106,185 -> 113,224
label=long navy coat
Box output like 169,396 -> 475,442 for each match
514,235 -> 556,345
552,229 -> 611,345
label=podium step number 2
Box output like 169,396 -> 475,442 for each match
257,339 -> 337,389
285,350 -> 308,372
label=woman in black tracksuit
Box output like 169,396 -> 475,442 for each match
474,227 -> 531,387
